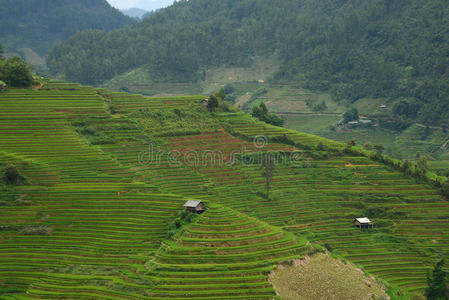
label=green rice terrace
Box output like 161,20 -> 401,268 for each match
0,80 -> 448,299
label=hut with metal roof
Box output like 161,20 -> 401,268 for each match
183,200 -> 206,213
354,217 -> 374,229
0,81 -> 7,91
200,98 -> 209,108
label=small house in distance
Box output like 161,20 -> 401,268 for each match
200,98 -> 209,108
354,217 -> 374,229
380,104 -> 387,109
183,200 -> 206,213
0,81 -> 7,91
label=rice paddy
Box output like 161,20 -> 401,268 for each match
0,80 -> 447,299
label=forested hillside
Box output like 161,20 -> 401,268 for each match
48,0 -> 449,126
0,0 -> 133,56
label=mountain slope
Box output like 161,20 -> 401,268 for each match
0,0 -> 134,56
0,80 -> 447,298
48,0 -> 449,127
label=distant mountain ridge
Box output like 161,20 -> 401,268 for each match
120,8 -> 149,19
133,0 -> 175,11
0,0 -> 134,56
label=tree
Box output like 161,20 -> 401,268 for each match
417,156 -> 428,175
216,88 -> 226,101
3,165 -> 25,185
347,139 -> 356,147
0,45 -> 3,60
207,95 -> 219,111
252,103 -> 284,126
374,144 -> 385,153
364,142 -> 374,150
442,180 -> 449,199
260,154 -> 277,200
425,259 -> 448,300
343,108 -> 359,123
1,57 -> 33,87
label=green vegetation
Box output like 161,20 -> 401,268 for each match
260,154 -> 277,200
425,259 -> 448,300
2,165 -> 26,185
0,0 -> 133,56
269,253 -> 389,300
252,103 -> 284,127
343,108 -> 360,123
0,56 -> 34,87
0,80 -> 447,299
48,0 -> 449,128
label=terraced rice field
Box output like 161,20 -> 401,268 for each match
0,80 -> 448,299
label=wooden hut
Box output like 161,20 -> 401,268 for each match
354,217 -> 374,229
183,200 -> 206,213
200,98 -> 209,108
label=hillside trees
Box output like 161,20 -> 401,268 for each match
343,108 -> 359,123
47,0 -> 449,127
0,0 -> 134,55
251,103 -> 284,126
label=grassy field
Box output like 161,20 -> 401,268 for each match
0,80 -> 447,299
269,253 -> 389,300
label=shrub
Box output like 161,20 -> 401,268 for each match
20,225 -> 52,236
3,165 -> 26,185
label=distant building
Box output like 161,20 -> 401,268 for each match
354,217 -> 374,229
200,98 -> 209,107
380,105 -> 387,109
360,120 -> 372,124
183,200 -> 206,213
348,121 -> 359,125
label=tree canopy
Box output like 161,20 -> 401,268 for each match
0,0 -> 134,55
0,57 -> 33,87
47,0 -> 449,126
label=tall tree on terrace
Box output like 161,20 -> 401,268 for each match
260,154 -> 277,200
425,259 -> 448,300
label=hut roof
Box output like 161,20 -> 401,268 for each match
183,200 -> 202,208
355,217 -> 372,224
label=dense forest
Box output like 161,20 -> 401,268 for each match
48,0 -> 449,126
0,0 -> 133,55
